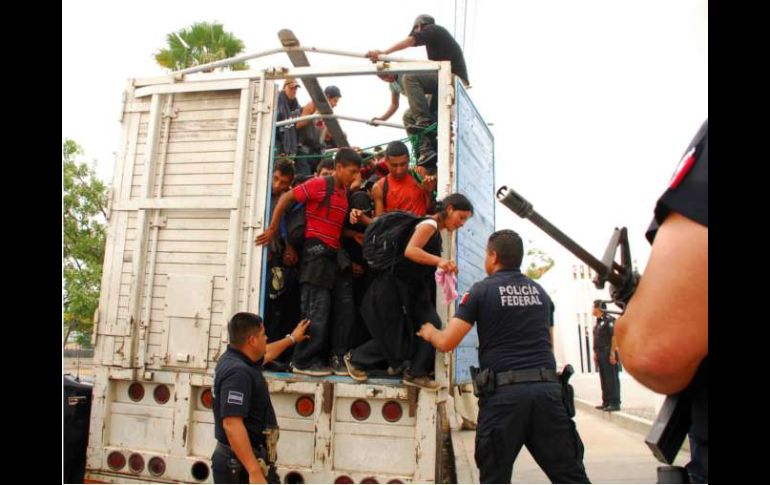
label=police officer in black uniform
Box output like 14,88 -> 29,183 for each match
616,120 -> 708,483
418,230 -> 590,483
592,300 -> 621,411
211,313 -> 309,483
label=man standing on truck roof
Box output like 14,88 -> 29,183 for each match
367,14 -> 469,174
417,230 -> 590,483
212,312 -> 309,484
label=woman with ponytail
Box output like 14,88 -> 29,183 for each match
345,193 -> 474,389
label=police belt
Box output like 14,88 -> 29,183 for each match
215,440 -> 270,462
496,368 -> 560,387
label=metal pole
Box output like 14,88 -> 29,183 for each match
275,112 -> 404,129
295,46 -> 414,63
172,46 -> 416,77
174,47 -> 286,75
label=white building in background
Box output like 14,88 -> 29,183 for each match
538,261 -> 620,376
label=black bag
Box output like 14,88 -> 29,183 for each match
362,211 -> 423,271
285,176 -> 335,248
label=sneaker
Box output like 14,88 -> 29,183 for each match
343,352 -> 368,382
292,363 -> 332,377
416,151 -> 437,175
402,371 -> 439,390
330,355 -> 349,376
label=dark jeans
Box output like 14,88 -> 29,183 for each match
596,349 -> 621,406
293,274 -> 355,368
351,273 -> 435,376
211,445 -> 249,484
475,382 -> 590,484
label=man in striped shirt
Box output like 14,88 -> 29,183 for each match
256,149 -> 362,375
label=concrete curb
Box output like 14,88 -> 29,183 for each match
575,398 -> 689,452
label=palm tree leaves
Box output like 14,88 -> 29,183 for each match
154,21 -> 249,71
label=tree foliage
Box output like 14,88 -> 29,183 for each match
525,245 -> 555,280
63,139 -> 107,347
154,21 -> 249,71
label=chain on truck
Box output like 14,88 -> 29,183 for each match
83,29 -> 495,484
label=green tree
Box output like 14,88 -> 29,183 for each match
63,139 -> 107,348
524,244 -> 554,280
155,22 -> 249,71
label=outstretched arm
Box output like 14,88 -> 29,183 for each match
615,212 -> 708,394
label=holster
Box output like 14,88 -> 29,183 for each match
470,366 -> 497,398
558,364 -> 576,418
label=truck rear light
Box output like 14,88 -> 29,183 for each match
295,395 -> 315,417
148,457 -> 166,476
360,477 -> 379,483
351,399 -> 371,421
128,382 -> 144,402
128,453 -> 144,473
191,461 -> 209,481
382,401 -> 403,422
334,476 -> 354,484
285,471 -> 305,483
201,388 -> 213,409
107,451 -> 126,470
154,384 -> 170,404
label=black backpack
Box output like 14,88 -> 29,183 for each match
285,175 -> 335,248
362,210 -> 424,271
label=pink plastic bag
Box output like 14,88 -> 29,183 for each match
435,268 -> 458,304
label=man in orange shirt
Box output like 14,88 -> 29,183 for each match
371,141 -> 436,217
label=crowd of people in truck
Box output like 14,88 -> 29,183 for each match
254,13 -> 471,389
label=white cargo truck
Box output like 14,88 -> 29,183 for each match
85,32 -> 495,484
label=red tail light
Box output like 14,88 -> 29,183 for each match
201,388 -> 213,409
148,457 -> 166,477
382,401 -> 403,423
154,384 -> 170,404
351,399 -> 371,421
361,477 -> 379,484
128,453 -> 145,473
295,395 -> 315,417
107,451 -> 126,470
128,383 -> 144,402
334,476 -> 354,484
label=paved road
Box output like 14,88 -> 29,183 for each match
453,408 -> 691,483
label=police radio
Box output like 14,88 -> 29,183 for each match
496,185 -> 690,484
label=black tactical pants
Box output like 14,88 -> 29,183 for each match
596,348 -> 621,407
475,382 -> 590,484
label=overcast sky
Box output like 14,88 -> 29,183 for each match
62,0 -> 707,273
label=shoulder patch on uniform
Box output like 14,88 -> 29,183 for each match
227,390 -> 244,405
460,291 -> 469,305
669,147 -> 696,189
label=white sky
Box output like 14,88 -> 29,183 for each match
62,0 -> 707,274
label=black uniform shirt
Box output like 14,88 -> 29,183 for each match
645,119 -> 708,479
213,346 -> 277,448
410,24 -> 469,84
592,314 -> 616,350
455,269 -> 556,373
